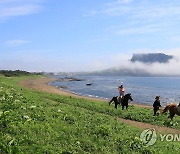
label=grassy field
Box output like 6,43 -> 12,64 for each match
0,75 -> 180,153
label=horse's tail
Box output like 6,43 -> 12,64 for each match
109,96 -> 117,105
161,105 -> 170,114
109,98 -> 113,105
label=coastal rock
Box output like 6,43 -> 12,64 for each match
131,53 -> 173,63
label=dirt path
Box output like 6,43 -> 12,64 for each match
19,77 -> 180,134
117,117 -> 180,134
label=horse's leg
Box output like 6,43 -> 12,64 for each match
122,105 -> 124,110
115,102 -> 118,109
169,111 -> 175,120
126,104 -> 128,110
120,100 -> 122,106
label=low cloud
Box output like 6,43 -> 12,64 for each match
90,49 -> 180,76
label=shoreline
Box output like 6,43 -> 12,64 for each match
20,76 -> 152,109
20,77 -> 108,102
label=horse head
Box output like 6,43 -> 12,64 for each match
125,93 -> 133,101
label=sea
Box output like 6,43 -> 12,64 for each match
49,75 -> 180,106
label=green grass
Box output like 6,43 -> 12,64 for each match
0,75 -> 180,153
46,94 -> 180,129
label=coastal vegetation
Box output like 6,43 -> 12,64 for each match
0,75 -> 180,153
0,70 -> 42,77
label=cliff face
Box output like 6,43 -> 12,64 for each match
130,53 -> 173,63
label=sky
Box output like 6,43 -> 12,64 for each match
1,0 -> 180,73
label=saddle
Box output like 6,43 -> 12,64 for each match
117,96 -> 124,104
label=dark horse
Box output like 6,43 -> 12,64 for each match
109,93 -> 133,110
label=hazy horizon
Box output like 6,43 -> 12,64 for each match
1,0 -> 180,75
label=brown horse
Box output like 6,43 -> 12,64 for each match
162,104 -> 180,120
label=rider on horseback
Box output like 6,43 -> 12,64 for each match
118,85 -> 125,103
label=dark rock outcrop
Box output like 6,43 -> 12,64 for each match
131,53 -> 173,63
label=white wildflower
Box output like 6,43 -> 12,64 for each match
14,99 -> 20,103
0,96 -> 5,101
21,106 -> 26,110
20,96 -> 24,99
4,111 -> 10,115
9,95 -> 13,99
23,115 -> 30,119
58,109 -> 62,112
30,105 -> 36,109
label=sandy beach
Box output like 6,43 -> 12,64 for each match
20,77 -> 152,108
20,77 -> 109,102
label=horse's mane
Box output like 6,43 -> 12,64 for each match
167,104 -> 177,107
124,93 -> 131,98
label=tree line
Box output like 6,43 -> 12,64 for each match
0,70 -> 43,77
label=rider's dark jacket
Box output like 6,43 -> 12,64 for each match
153,100 -> 161,108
